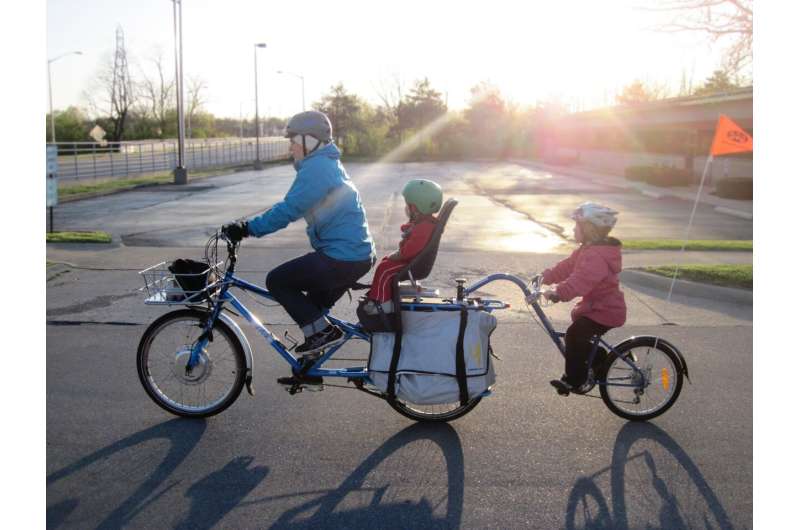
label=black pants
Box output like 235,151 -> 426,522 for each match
563,317 -> 612,386
265,251 -> 372,328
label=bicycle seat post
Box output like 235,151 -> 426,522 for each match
455,278 -> 466,301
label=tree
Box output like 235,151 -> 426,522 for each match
693,69 -> 739,96
84,52 -> 136,141
615,80 -> 668,105
186,75 -> 208,139
46,106 -> 90,142
463,82 -> 511,158
137,50 -> 175,138
652,0 -> 752,76
313,83 -> 365,149
396,78 -> 447,136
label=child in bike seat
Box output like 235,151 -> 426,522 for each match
532,202 -> 627,396
364,179 -> 443,310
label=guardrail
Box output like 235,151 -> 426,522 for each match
47,138 -> 290,181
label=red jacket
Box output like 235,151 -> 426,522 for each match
541,239 -> 626,328
398,216 -> 437,260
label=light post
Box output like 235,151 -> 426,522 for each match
277,70 -> 306,111
171,0 -> 187,184
254,43 -> 267,169
47,51 -> 82,143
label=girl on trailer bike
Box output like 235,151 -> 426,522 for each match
530,202 -> 627,396
221,110 -> 375,385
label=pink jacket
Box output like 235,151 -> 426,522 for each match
541,239 -> 626,328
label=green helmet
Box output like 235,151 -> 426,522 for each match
402,179 -> 443,215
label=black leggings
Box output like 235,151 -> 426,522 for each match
563,317 -> 612,386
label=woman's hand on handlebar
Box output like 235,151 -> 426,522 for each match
221,221 -> 249,243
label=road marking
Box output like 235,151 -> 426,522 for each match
641,190 -> 663,199
714,206 -> 752,220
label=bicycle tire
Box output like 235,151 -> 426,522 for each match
387,395 -> 482,423
599,337 -> 684,422
137,309 -> 246,418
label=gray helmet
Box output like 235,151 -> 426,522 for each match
284,110 -> 333,143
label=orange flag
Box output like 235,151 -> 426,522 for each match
710,115 -> 753,156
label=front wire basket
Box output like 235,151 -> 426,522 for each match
139,260 -> 223,305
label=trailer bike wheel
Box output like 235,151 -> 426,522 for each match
599,337 -> 684,422
137,309 -> 246,418
387,396 -> 483,423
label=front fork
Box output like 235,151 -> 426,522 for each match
186,287 -> 229,371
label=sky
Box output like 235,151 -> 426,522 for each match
45,0 -> 740,119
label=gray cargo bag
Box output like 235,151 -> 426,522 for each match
368,308 -> 497,405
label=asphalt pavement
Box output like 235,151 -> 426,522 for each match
46,160 -> 752,529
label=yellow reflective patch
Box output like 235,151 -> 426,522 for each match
472,343 -> 482,366
661,368 -> 670,391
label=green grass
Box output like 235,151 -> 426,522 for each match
46,231 -> 112,244
58,173 -> 174,197
57,160 -> 290,199
623,239 -> 752,251
641,264 -> 752,289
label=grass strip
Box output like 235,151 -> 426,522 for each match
641,264 -> 752,289
46,231 -> 112,244
56,161 -> 288,199
623,239 -> 752,251
59,174 -> 173,197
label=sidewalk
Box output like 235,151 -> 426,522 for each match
510,158 -> 753,220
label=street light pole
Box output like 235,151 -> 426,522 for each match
277,70 -> 305,111
254,43 -> 266,170
47,51 -> 82,143
171,0 -> 188,184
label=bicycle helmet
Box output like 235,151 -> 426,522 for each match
402,179 -> 443,215
284,110 -> 333,143
571,202 -> 618,228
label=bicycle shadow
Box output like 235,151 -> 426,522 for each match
47,418 -> 206,530
174,455 -> 269,530
266,422 -> 465,529
565,422 -> 734,530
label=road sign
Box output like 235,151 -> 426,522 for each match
47,145 -> 58,175
47,175 -> 58,207
90,125 -> 107,146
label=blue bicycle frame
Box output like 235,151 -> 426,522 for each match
186,267 -> 371,380
186,268 -> 644,389
464,274 -> 647,389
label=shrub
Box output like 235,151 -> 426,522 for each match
624,165 -> 692,187
714,177 -> 752,200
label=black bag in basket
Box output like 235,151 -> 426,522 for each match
168,259 -> 213,302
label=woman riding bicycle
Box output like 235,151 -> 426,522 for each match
222,110 -> 375,360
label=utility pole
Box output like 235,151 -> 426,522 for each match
254,43 -> 266,169
171,0 -> 187,184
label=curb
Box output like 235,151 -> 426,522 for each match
510,158 -> 752,214
714,206 -> 753,220
620,269 -> 752,305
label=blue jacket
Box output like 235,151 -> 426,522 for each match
247,143 -> 376,262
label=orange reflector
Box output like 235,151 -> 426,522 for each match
661,368 -> 670,390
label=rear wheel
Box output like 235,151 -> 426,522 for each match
387,396 -> 482,423
599,337 -> 683,422
137,309 -> 246,418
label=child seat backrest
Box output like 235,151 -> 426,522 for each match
396,198 -> 458,284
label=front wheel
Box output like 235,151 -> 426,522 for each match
137,309 -> 247,418
599,337 -> 684,422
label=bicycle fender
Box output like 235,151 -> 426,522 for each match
613,335 -> 690,384
218,312 -> 255,390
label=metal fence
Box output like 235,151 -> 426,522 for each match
48,138 -> 290,181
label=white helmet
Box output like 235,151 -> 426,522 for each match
571,202 -> 618,228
